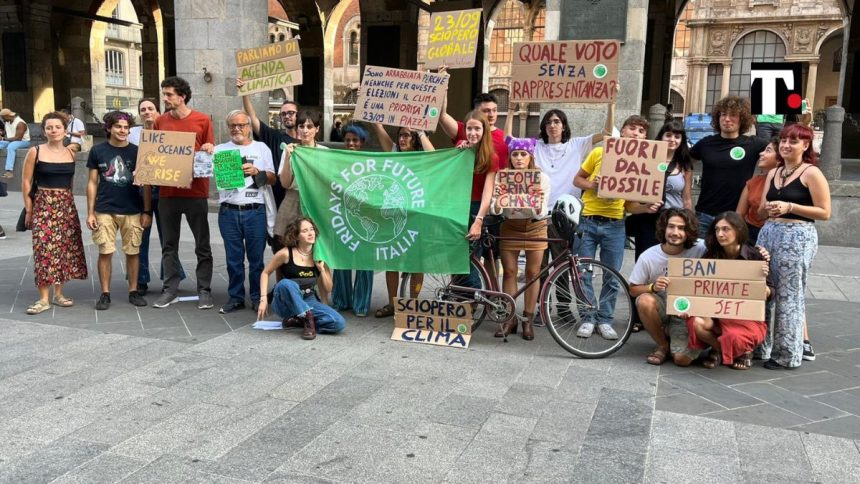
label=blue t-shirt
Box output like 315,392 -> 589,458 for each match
86,142 -> 143,214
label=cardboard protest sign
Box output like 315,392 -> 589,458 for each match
510,40 -> 620,103
597,137 -> 670,204
213,150 -> 246,191
134,130 -> 196,188
495,169 -> 543,210
425,8 -> 482,69
236,39 -> 303,96
391,298 -> 473,349
667,258 -> 768,320
354,66 -> 449,131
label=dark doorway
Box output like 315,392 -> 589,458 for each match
366,26 -> 400,68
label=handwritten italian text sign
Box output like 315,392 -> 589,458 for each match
236,40 -> 303,96
134,130 -> 195,188
597,137 -> 669,204
424,8 -> 482,69
510,40 -> 620,103
391,298 -> 473,349
354,66 -> 449,131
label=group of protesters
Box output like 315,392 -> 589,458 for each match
13,73 -> 830,366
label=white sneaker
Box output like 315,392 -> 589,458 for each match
597,324 -> 619,340
576,322 -> 595,338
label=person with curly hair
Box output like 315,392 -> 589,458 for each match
255,217 -> 345,340
690,95 -> 768,237
627,208 -> 705,366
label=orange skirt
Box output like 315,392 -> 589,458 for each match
500,219 -> 548,251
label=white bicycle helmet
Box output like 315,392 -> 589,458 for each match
552,194 -> 583,240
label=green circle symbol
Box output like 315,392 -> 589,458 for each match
657,162 -> 669,172
674,297 -> 690,313
593,64 -> 608,79
429,107 -> 439,118
730,147 -> 745,160
457,323 -> 468,334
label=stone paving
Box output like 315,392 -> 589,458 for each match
1,195 -> 860,482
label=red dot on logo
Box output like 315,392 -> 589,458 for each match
787,93 -> 802,109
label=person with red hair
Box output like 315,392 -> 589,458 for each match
756,123 -> 831,369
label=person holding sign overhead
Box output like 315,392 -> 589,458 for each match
255,217 -> 345,340
150,76 -> 216,310
756,123 -> 831,370
370,122 -> 435,319
685,212 -> 771,370
572,115 -> 650,340
489,137 -> 550,340
214,110 -> 276,315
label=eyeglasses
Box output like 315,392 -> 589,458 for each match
280,111 -> 297,117
228,123 -> 250,130
398,133 -> 413,139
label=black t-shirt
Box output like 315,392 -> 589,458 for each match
254,121 -> 295,207
690,134 -> 768,215
86,142 -> 143,214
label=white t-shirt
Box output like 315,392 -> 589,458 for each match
4,116 -> 29,141
628,241 -> 707,289
215,141 -> 275,206
533,135 -> 593,206
128,126 -> 142,146
67,117 -> 85,144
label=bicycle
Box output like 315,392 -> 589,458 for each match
405,215 -> 635,359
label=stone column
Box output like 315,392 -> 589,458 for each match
544,0 -> 560,41
173,0 -> 268,143
720,62 -> 732,98
820,105 -> 844,181
648,104 -> 667,139
686,60 -> 707,113
805,61 -> 819,109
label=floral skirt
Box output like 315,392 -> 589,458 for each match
31,189 -> 88,287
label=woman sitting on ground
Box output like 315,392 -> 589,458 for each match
686,211 -> 771,370
255,217 -> 345,340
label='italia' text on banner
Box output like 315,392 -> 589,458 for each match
291,147 -> 474,274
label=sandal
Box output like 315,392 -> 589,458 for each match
703,351 -> 721,369
646,346 -> 669,365
26,300 -> 51,315
52,295 -> 74,307
731,352 -> 753,371
375,304 -> 395,318
631,322 -> 643,333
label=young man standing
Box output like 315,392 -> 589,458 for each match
151,76 -> 216,309
572,115 -> 650,340
691,95 -> 768,236
214,110 -> 276,314
86,111 -> 152,309
628,208 -> 705,366
439,91 -> 509,164
0,108 -> 30,178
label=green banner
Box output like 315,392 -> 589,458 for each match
292,146 -> 474,273
213,150 -> 246,190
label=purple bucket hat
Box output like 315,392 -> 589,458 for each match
506,136 -> 536,155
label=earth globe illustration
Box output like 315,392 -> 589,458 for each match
343,175 -> 409,243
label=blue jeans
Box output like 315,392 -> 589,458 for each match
271,279 -> 346,334
696,211 -> 715,239
0,140 -> 30,171
573,217 -> 625,324
218,204 -> 268,303
138,192 -> 186,286
331,269 -> 373,315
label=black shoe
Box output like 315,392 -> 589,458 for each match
137,283 -> 148,296
128,291 -> 147,307
95,292 -> 111,310
0,226 -> 6,240
802,340 -> 816,361
219,300 -> 246,314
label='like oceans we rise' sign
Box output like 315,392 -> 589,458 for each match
510,39 -> 619,103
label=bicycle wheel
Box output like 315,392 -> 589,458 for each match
541,258 -> 633,358
415,257 -> 490,330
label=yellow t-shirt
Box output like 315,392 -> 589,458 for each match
580,147 -> 625,219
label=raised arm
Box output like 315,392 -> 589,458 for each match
371,123 -> 394,152
438,67 -> 459,140
236,78 -> 262,136
416,131 -> 434,151
504,102 -> 517,137
590,95 -> 617,145
278,144 -> 296,189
